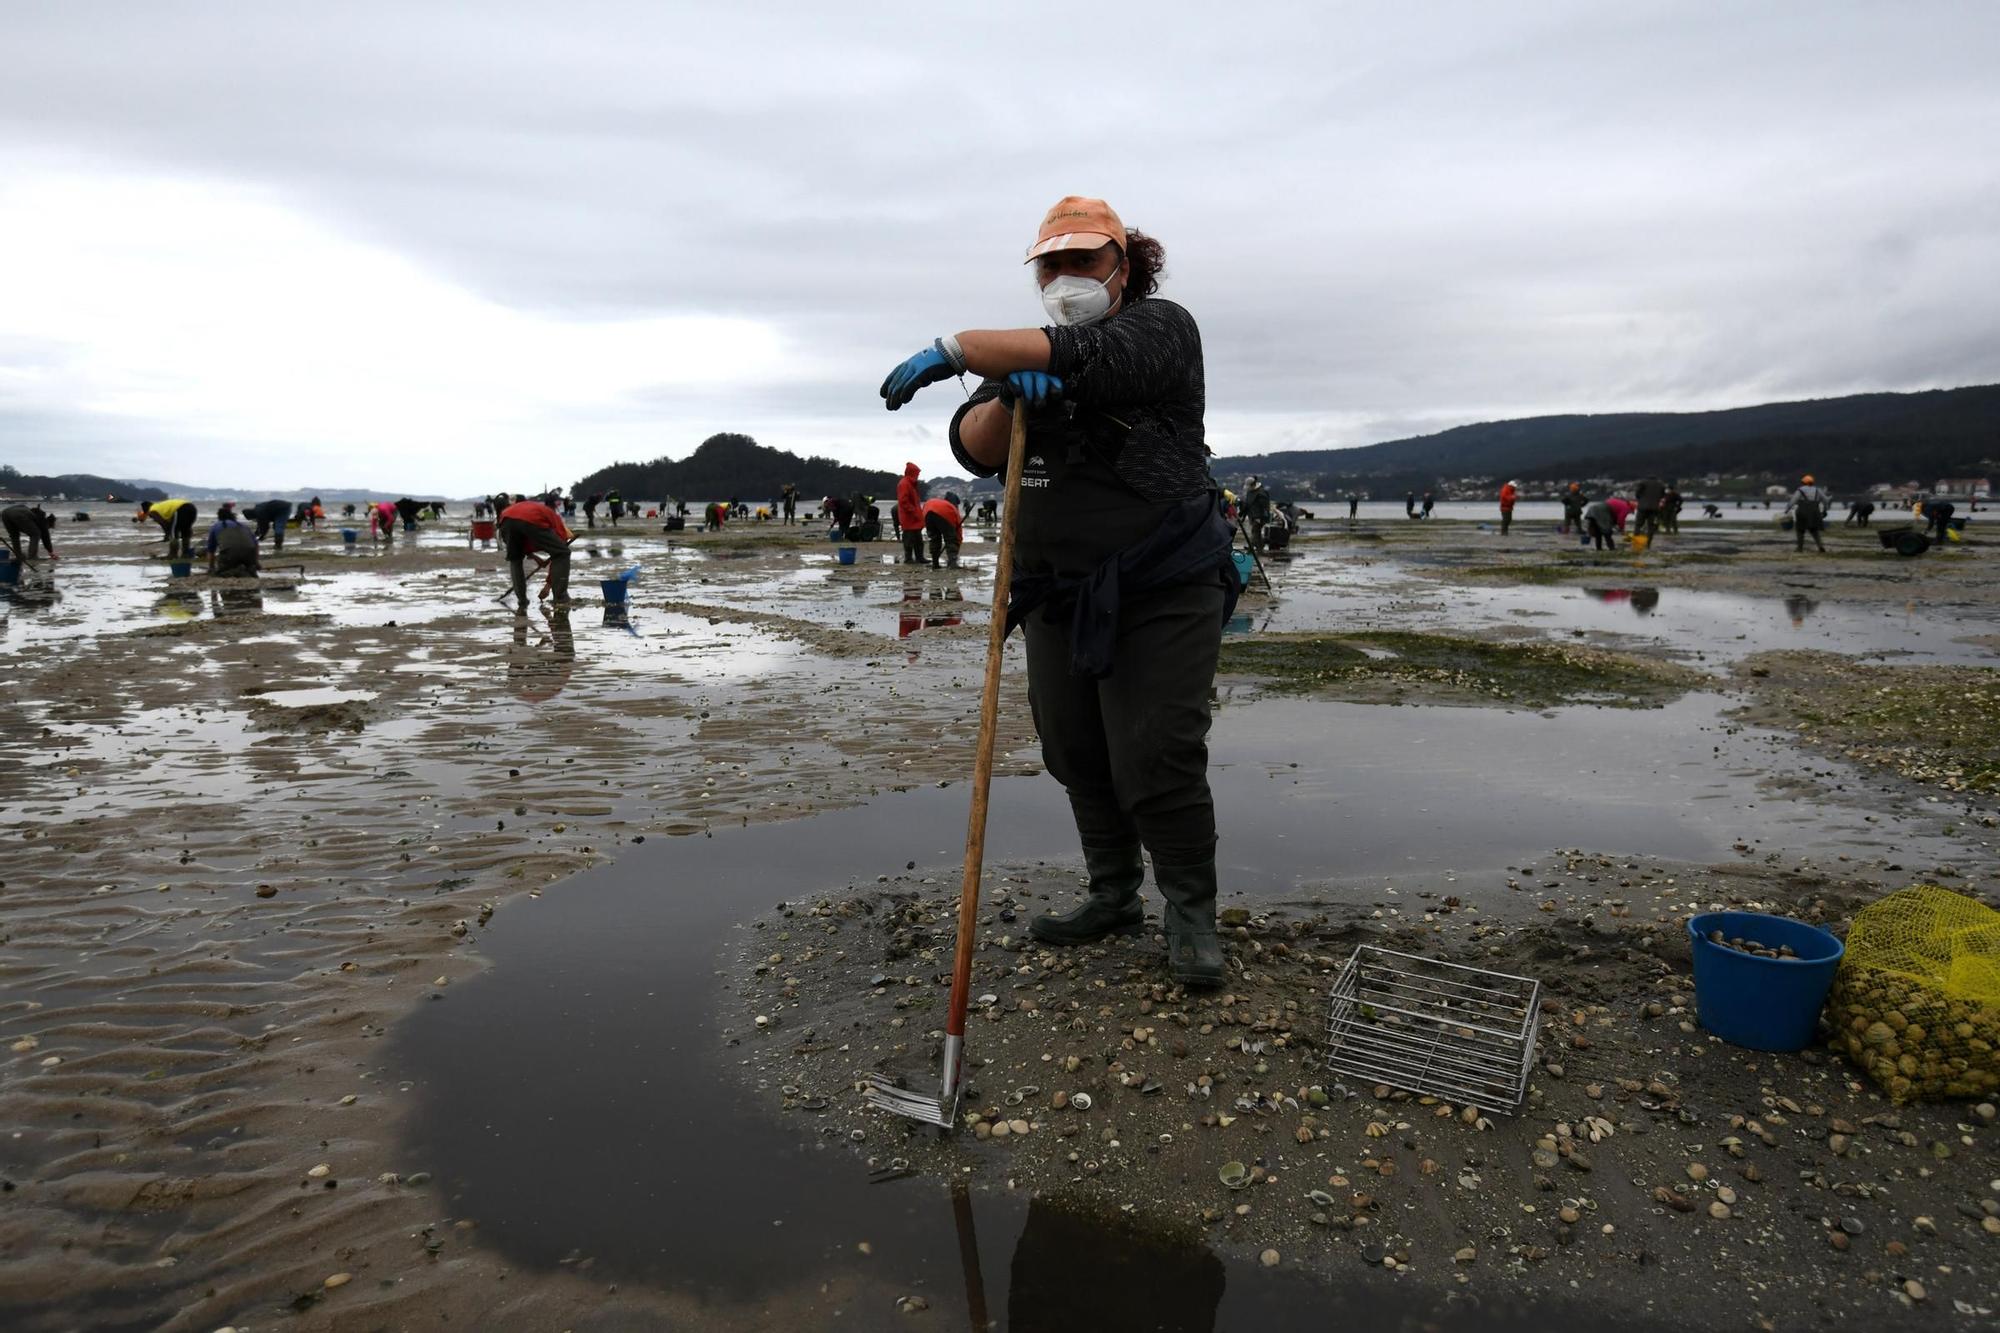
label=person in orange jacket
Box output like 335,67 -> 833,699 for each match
920,491 -> 964,568
1498,480 -> 1519,536
497,497 -> 574,608
896,461 -> 925,563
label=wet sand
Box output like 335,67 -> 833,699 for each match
1,512 -> 1995,1329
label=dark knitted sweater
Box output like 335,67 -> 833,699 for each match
948,297 -> 1210,504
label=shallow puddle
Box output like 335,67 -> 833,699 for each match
1249,572 -> 1997,666
25,524 -> 1995,673
253,685 -> 378,707
388,690 -> 1959,1328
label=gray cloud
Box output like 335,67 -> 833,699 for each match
2,1 -> 1997,491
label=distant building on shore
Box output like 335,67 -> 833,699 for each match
1935,477 -> 1992,498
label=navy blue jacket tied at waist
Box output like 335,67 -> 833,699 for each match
1004,492 -> 1240,679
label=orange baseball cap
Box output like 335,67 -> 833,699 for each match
1026,196 -> 1126,262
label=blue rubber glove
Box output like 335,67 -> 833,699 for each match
880,345 -> 955,410
998,370 -> 1064,409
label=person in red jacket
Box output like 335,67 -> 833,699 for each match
920,491 -> 964,568
497,497 -> 574,608
896,461 -> 925,563
1498,479 -> 1518,536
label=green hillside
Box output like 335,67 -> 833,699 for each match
573,434 -> 898,502
0,466 -> 166,504
1214,384 -> 2000,493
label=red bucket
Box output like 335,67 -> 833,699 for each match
471,519 -> 497,540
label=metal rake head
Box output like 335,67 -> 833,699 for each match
863,1073 -> 959,1130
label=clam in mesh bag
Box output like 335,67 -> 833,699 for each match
1827,886 -> 2000,1102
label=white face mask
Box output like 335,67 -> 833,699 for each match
1039,264 -> 1120,327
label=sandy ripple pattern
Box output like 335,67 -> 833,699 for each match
0,521 -> 1030,1330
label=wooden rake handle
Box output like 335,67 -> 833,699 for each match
945,402 -> 1030,1040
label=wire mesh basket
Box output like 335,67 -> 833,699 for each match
1324,945 -> 1542,1112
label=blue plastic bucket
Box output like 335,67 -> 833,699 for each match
826,528 -> 844,542
1687,911 -> 1843,1052
169,560 -> 193,578
0,558 -> 19,585
836,546 -> 858,566
341,528 -> 358,545
600,579 -> 629,604
1231,551 -> 1254,587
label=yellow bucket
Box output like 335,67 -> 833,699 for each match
1629,534 -> 1650,553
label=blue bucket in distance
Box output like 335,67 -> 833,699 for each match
1687,910 -> 1843,1052
600,579 -> 629,604
169,560 -> 193,578
836,546 -> 858,566
0,558 -> 19,586
341,529 -> 358,545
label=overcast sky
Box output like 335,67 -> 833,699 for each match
3,2 -> 1996,493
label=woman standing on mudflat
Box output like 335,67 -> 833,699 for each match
880,195 -> 1237,986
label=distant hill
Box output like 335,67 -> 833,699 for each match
1213,384 -> 2000,495
0,468 -> 456,506
1,466 -> 166,504
115,481 -> 451,505
573,433 -> 899,501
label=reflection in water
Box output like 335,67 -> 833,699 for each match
937,1187 -> 1233,1331
506,607 -> 575,701
1006,1198 -> 1224,1332
1222,603 -> 1278,637
155,590 -> 201,620
1783,593 -> 1818,627
951,1185 -> 991,1330
602,603 -> 640,636
210,586 -> 265,617
1,568 -> 61,609
898,578 -> 965,639
1586,586 -> 1660,617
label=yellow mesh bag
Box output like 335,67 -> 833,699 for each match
1827,886 -> 2000,1102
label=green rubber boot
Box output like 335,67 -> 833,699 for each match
1030,845 -> 1146,945
1155,855 -> 1225,987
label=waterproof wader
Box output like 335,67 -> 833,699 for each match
924,512 -> 961,568
164,505 -> 198,559
251,502 -> 292,551
2,508 -> 53,562
212,525 -> 259,577
498,518 -> 571,605
1015,427 -> 1226,985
